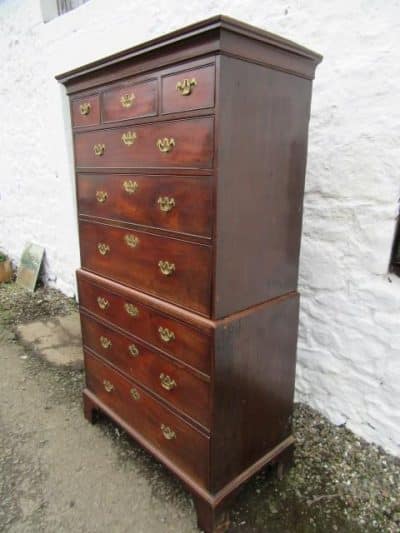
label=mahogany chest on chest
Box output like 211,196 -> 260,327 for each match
57,15 -> 321,532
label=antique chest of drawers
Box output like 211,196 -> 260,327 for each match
57,15 -> 321,532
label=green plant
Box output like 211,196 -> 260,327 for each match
0,252 -> 7,262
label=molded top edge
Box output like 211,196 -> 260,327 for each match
56,14 -> 322,85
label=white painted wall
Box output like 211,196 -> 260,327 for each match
0,0 -> 399,455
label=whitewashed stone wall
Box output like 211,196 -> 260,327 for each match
0,0 -> 399,455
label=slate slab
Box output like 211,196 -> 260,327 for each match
16,312 -> 83,368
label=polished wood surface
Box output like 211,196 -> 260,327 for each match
102,78 -> 157,123
77,271 -> 212,375
81,313 -> 210,429
74,116 -> 214,169
77,173 -> 213,237
71,94 -> 100,128
79,220 -> 212,315
161,63 -> 215,114
59,15 -> 321,533
211,292 -> 299,491
84,350 -> 209,487
213,55 -> 312,318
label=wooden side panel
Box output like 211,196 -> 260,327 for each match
213,56 -> 313,318
210,293 -> 299,491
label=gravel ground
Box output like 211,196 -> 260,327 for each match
0,281 -> 399,532
0,282 -> 77,326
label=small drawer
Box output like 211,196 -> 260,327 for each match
85,350 -> 209,487
71,95 -> 100,128
162,63 -> 215,114
74,116 -> 214,169
77,173 -> 213,237
79,220 -> 212,316
77,272 -> 211,375
81,314 -> 210,428
102,79 -> 157,123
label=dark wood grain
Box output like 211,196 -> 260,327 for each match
74,116 -> 214,169
79,220 -> 212,315
77,271 -> 212,375
81,313 -> 210,429
59,16 -> 322,532
213,55 -> 312,318
210,292 -> 299,491
71,94 -> 100,128
102,78 -> 157,123
161,63 -> 215,114
85,350 -> 210,487
77,173 -> 213,237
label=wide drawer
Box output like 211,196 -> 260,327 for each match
102,79 -> 157,123
85,350 -> 209,487
81,314 -> 210,428
77,272 -> 211,375
161,63 -> 215,115
74,116 -> 214,169
77,173 -> 212,237
79,220 -> 212,315
71,94 -> 100,128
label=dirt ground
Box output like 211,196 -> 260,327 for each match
0,283 -> 399,532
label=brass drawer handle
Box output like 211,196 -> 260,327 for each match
156,137 -> 175,153
158,326 -> 175,343
100,336 -> 112,349
124,302 -> 139,317
160,373 -> 177,391
176,78 -> 197,96
120,93 -> 135,108
97,297 -> 109,310
130,387 -> 140,400
79,102 -> 91,115
103,379 -> 114,393
124,234 -> 139,248
96,190 -> 108,203
157,196 -> 175,213
128,343 -> 139,357
121,131 -> 137,146
97,243 -> 110,256
93,143 -> 105,156
158,260 -> 175,276
122,179 -> 138,194
161,424 -> 176,440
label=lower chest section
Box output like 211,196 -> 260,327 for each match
84,349 -> 210,488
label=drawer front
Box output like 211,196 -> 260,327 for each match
81,314 -> 210,428
77,274 -> 211,375
102,79 -> 157,123
71,95 -> 100,128
85,350 -> 209,487
79,221 -> 212,315
162,64 -> 215,114
77,173 -> 213,237
74,117 -> 214,169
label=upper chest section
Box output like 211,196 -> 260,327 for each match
70,58 -> 216,131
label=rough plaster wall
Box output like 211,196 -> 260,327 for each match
0,0 -> 399,455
